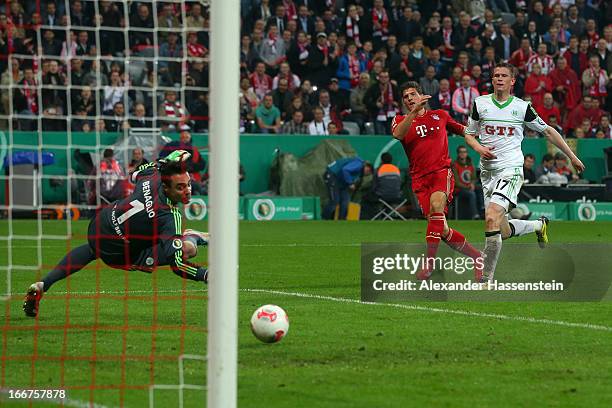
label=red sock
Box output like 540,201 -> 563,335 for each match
443,228 -> 481,259
425,213 -> 445,270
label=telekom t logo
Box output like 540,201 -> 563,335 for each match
416,125 -> 427,137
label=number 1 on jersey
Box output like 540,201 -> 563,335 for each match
117,200 -> 145,224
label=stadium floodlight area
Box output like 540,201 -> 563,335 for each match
0,1 -> 239,406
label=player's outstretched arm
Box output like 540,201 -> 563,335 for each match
163,235 -> 208,282
391,111 -> 416,139
159,211 -> 208,283
543,126 -> 586,173
391,94 -> 431,139
170,253 -> 208,282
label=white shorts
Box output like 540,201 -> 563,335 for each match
480,167 -> 524,212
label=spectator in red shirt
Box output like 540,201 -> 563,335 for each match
582,54 -> 609,104
99,148 -> 127,203
554,152 -> 579,182
566,95 -> 605,134
250,61 -> 273,101
524,63 -> 553,110
549,56 -> 582,111
187,32 -> 208,58
509,37 -> 534,78
526,43 -> 555,75
451,74 -> 479,123
535,93 -> 561,124
452,145 -> 479,219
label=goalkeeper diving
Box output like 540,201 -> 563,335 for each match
23,150 -> 209,317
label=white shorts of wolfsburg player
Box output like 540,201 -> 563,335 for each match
481,166 -> 524,212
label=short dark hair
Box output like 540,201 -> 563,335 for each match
160,161 -> 188,187
103,148 -> 114,158
456,145 -> 472,164
494,62 -> 518,78
525,153 -> 535,160
542,153 -> 554,162
402,81 -> 423,94
381,152 -> 393,164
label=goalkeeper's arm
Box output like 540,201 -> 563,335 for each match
169,247 -> 208,282
159,221 -> 208,283
130,161 -> 158,183
130,150 -> 192,183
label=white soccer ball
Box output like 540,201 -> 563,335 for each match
250,304 -> 289,343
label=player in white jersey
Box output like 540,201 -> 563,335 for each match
465,62 -> 585,283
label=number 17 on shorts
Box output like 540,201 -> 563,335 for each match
481,167 -> 523,211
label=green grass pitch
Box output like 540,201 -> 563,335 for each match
1,220 -> 612,407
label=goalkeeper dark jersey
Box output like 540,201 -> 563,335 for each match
87,162 -> 200,278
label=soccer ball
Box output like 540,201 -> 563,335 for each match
250,304 -> 289,343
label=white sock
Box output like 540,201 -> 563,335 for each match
509,219 -> 542,237
483,232 -> 502,282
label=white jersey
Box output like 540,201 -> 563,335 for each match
466,94 -> 548,171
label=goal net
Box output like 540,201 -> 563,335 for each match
0,1 -> 217,406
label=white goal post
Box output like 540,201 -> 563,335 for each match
208,1 -> 240,407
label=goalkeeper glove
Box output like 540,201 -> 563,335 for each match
159,149 -> 192,165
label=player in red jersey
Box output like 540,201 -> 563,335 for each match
391,81 -> 496,280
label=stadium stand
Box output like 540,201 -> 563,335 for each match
0,0 -> 609,203
0,1 -> 609,138
237,0 -> 611,136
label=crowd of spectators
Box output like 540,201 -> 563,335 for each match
239,0 -> 611,137
0,0 -> 610,140
0,1 -> 209,132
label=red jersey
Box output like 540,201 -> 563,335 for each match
391,109 -> 465,179
535,105 -> 561,125
452,160 -> 476,192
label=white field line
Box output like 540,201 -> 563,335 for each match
18,287 -> 612,333
243,288 -> 612,333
